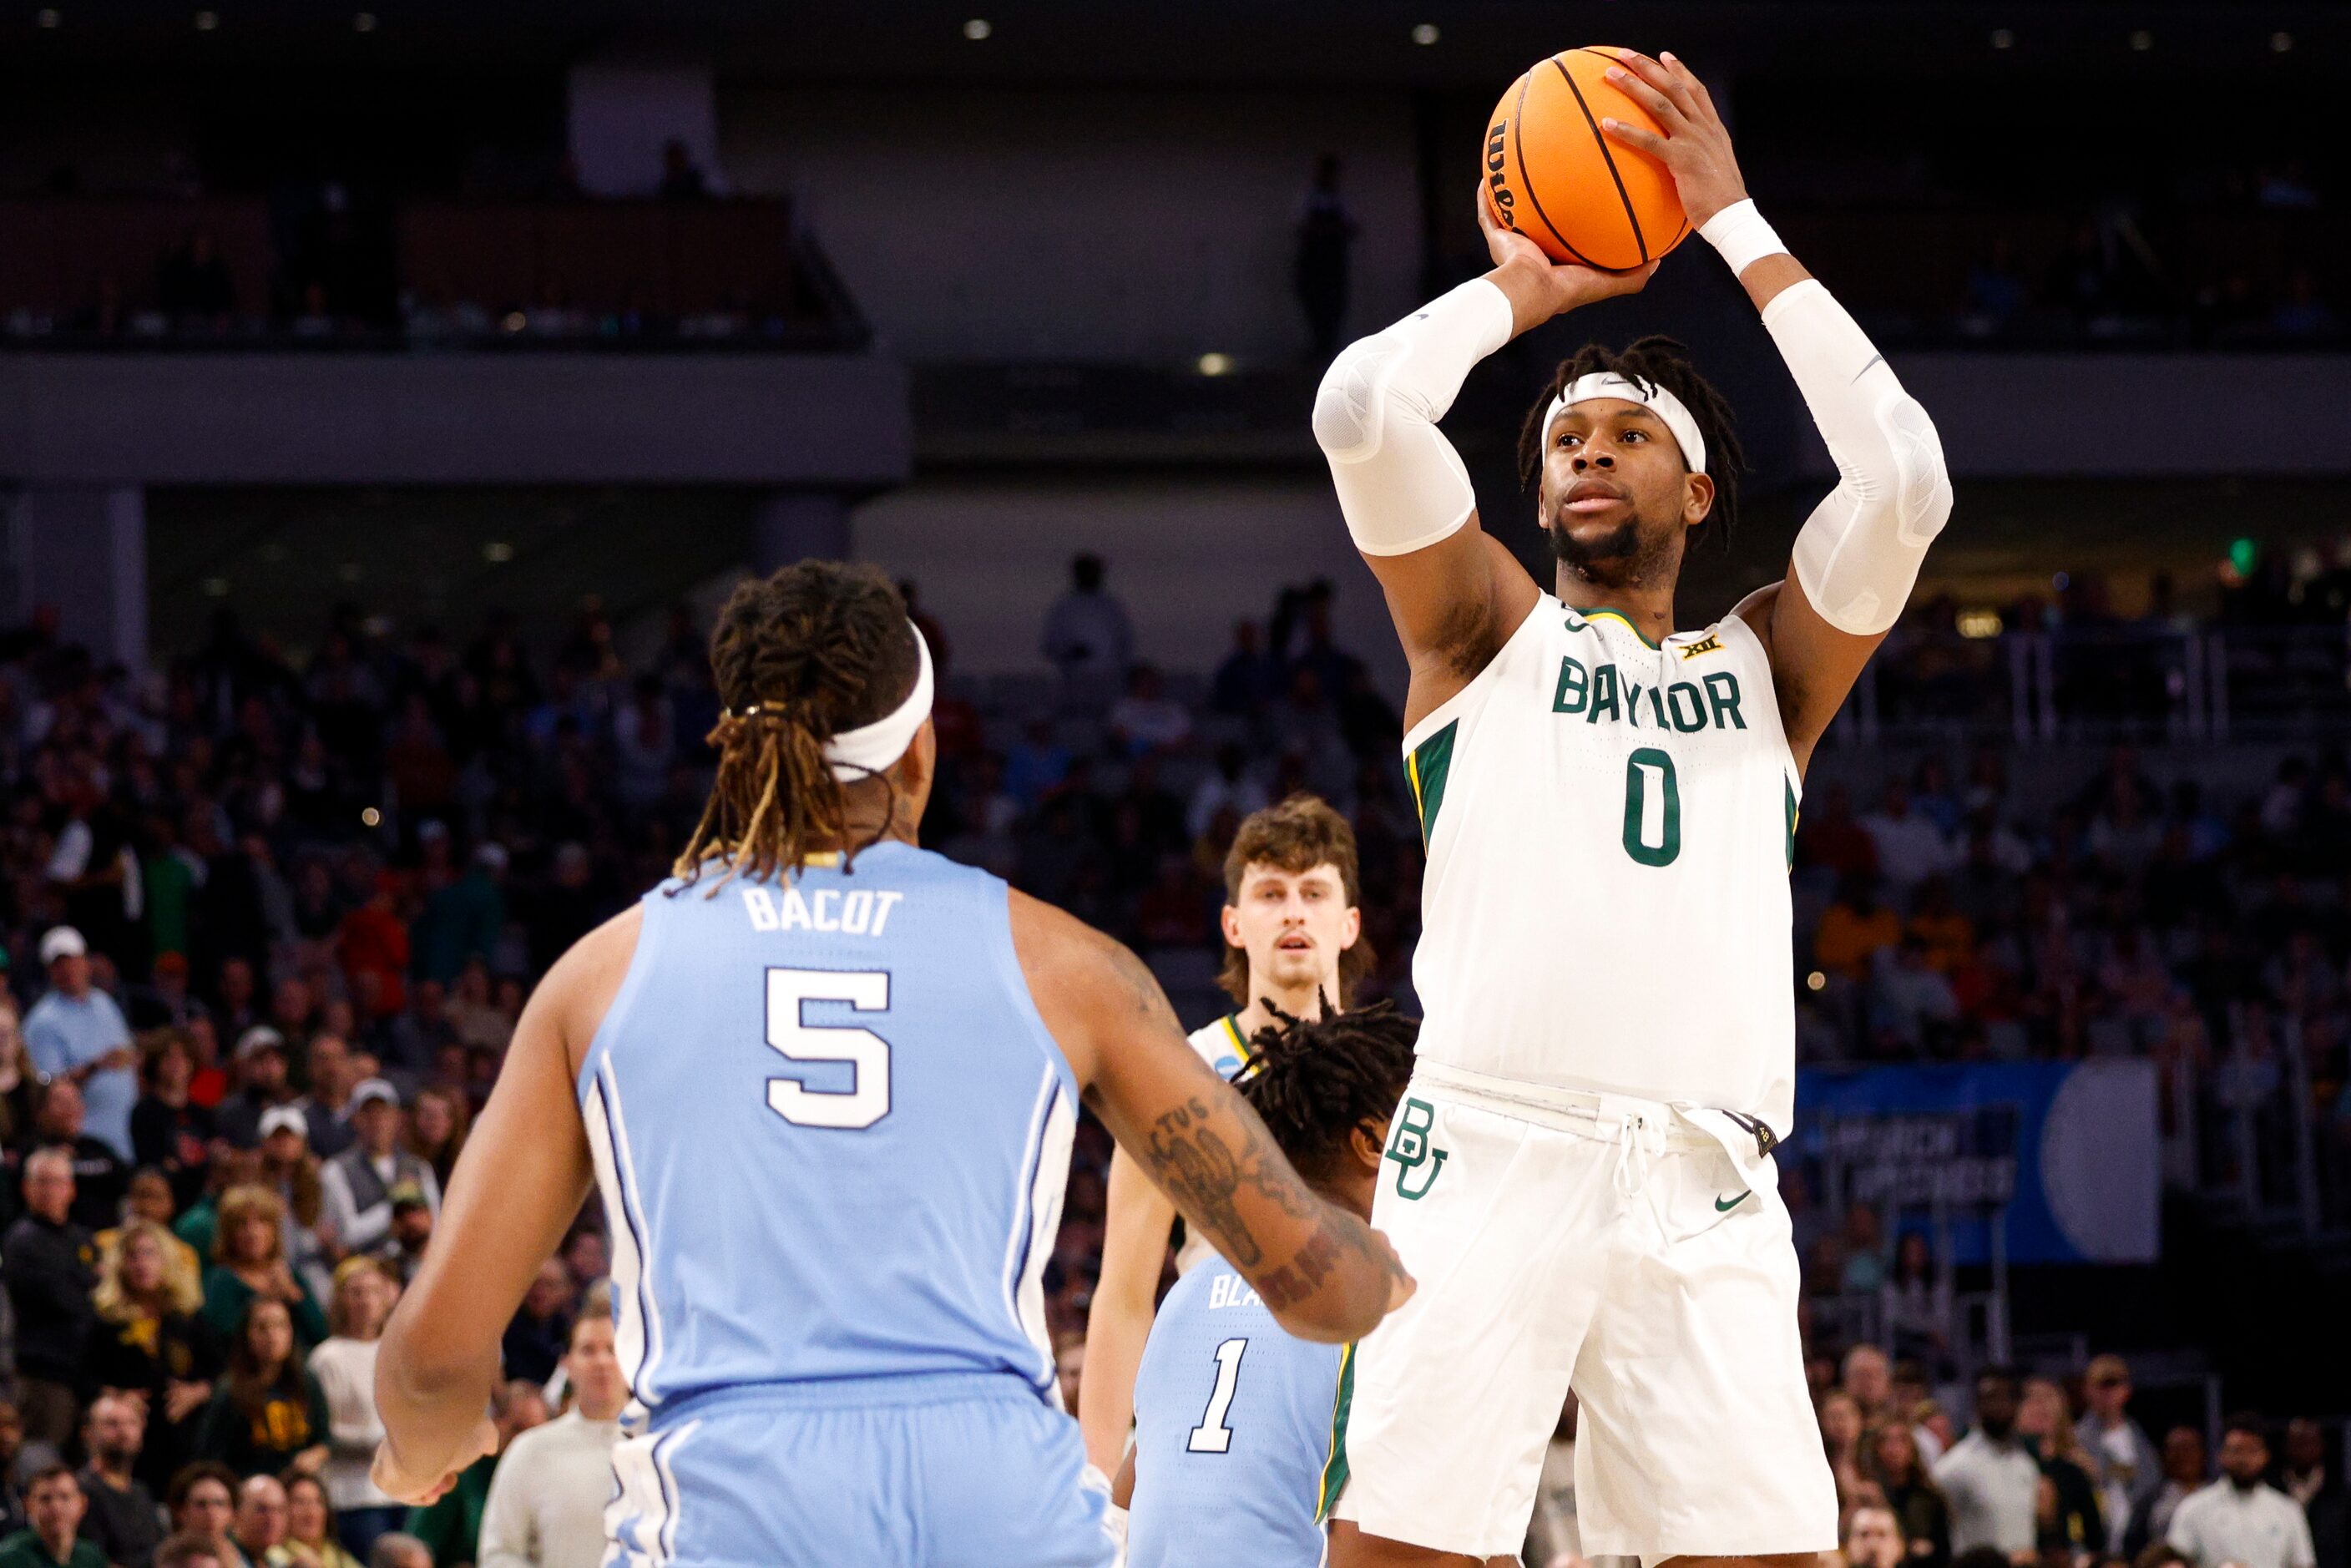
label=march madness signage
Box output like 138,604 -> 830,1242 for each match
1794,1060 -> 2160,1265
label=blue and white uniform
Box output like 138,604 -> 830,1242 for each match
578,842 -> 1114,1567
1127,1262 -> 1349,1568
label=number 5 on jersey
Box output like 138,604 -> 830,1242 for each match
765,968 -> 892,1130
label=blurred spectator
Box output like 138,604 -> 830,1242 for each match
284,1473 -> 361,1568
476,1314 -> 624,1568
318,1082 -> 438,1257
2167,1414 -> 2315,1568
156,232 -> 235,325
29,1081 -> 129,1231
657,139 -> 710,202
1823,1388 -> 1868,1505
0,1466 -> 105,1568
196,1298 -> 328,1479
22,928 -> 137,1161
1846,1501 -> 1907,1568
3,1149 -> 99,1449
1864,783 -> 1953,891
402,1087 -> 468,1193
2020,1376 -> 2104,1558
403,1380 -> 548,1568
215,1030 -> 296,1151
1293,153 -> 1356,360
161,1465 -> 238,1566
307,1258 -> 402,1555
1872,1421 -> 1952,1568
0,1003 -> 39,1150
1210,622 -> 1277,716
254,1113 -> 334,1305
90,1219 -> 220,1494
2281,1419 -> 2345,1568
1842,1344 -> 1893,1425
500,1261 -> 575,1388
368,1532 -> 429,1568
1936,1368 -> 2040,1557
1108,666 -> 1191,758
201,1185 -> 328,1349
1054,1331 -> 1084,1415
2127,1427 -> 2210,1557
151,1533 -> 228,1568
75,1396 -> 161,1568
298,1036 -> 359,1161
372,1188 -> 433,1287
227,1474 -> 290,1565
130,1034 -> 218,1212
1818,873 -> 1902,981
1039,555 -> 1133,706
2077,1355 -> 2161,1554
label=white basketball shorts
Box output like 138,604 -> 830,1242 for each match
1329,1061 -> 1837,1564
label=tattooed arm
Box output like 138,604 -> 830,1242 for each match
1010,890 -> 1412,1344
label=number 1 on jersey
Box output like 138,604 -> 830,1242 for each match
1186,1338 -> 1249,1454
765,968 -> 892,1130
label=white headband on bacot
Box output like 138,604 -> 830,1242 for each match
730,620 -> 935,781
1543,372 -> 1707,476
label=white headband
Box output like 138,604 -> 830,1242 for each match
729,620 -> 934,782
1543,372 -> 1706,475
823,624 -> 933,781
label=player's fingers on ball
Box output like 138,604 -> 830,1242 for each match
1603,65 -> 1679,124
1600,117 -> 1667,156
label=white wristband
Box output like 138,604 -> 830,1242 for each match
1699,198 -> 1788,277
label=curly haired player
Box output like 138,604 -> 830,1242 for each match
1310,49 -> 1953,1568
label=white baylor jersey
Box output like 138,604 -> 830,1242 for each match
1403,596 -> 1802,1130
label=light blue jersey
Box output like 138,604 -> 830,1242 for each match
1128,1260 -> 1350,1568
578,842 -> 1111,1566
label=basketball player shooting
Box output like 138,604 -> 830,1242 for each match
1312,48 -> 1952,1568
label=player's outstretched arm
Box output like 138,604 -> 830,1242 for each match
1079,1147 -> 1181,1471
1012,892 -> 1412,1344
1312,196 -> 1651,727
1603,49 -> 1954,771
369,912 -> 623,1505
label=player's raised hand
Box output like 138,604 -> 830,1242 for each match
1478,183 -> 1657,333
1599,50 -> 1748,230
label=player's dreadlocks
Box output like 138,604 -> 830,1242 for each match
1234,999 -> 1419,1186
671,560 -> 920,893
1515,335 -> 1747,546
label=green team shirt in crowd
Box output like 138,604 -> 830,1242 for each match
406,1452 -> 499,1567
0,1530 -> 109,1568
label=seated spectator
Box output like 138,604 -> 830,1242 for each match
1823,1389 -> 1869,1505
161,1465 -> 239,1567
90,1219 -> 221,1495
151,1532 -> 230,1568
202,1185 -> 328,1348
255,1112 -> 334,1304
174,1146 -> 261,1263
129,1033 -> 217,1213
2020,1376 -> 2104,1556
1872,1419 -> 1952,1568
1209,620 -> 1277,716
215,1031 -> 296,1151
3,1149 -> 100,1449
75,1396 -> 162,1568
2281,1419 -> 2346,1568
1846,1500 -> 1907,1568
1843,1344 -> 1894,1425
1109,665 -> 1191,757
299,1036 -> 359,1161
0,999 -> 40,1149
500,1260 -> 575,1388
0,1466 -> 106,1568
402,1087 -> 468,1193
2076,1355 -> 2160,1555
2166,1414 -> 2314,1568
228,1474 -> 290,1566
98,1168 -> 203,1289
318,1084 -> 440,1259
402,1380 -> 548,1568
283,1474 -> 361,1568
1936,1368 -> 2040,1558
196,1298 -> 330,1480
1039,554 -> 1132,706
367,1534 -> 429,1568
307,1259 -> 402,1555
1864,781 -> 1954,890
370,1188 -> 433,1288
476,1313 -> 625,1568
27,1080 -> 129,1232
1818,873 -> 1903,981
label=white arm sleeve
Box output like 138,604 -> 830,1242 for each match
1312,278 -> 1515,556
1765,278 -> 1954,635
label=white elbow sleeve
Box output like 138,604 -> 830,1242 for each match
1766,280 -> 1954,635
1314,278 -> 1514,556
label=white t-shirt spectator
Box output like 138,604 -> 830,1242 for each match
478,1408 -> 622,1568
1109,692 -> 1191,755
308,1336 -> 399,1511
1863,807 -> 1952,888
2166,1479 -> 2317,1568
1040,589 -> 1134,691
1934,1429 -> 2042,1556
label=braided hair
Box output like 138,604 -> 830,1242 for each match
1234,998 -> 1418,1186
671,560 -> 921,892
1515,335 -> 1747,545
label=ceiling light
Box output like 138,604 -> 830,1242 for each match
193,8 -> 217,28
1990,28 -> 2014,49
962,18 -> 990,39
1411,23 -> 1439,45
1196,352 -> 1234,377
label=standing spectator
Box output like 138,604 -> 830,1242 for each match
1292,153 -> 1356,359
298,1036 -> 358,1161
369,1190 -> 432,1288
2077,1354 -> 2161,1554
173,1146 -> 260,1264
254,1111 -> 333,1307
2020,1376 -> 2104,1557
307,1259 -> 402,1555
130,1033 -> 217,1214
1822,1389 -> 1869,1505
1935,1368 -> 2043,1557
402,1380 -> 548,1568
283,1474 -> 361,1568
89,1220 -> 221,1494
195,1298 -> 329,1480
2282,1419 -> 2347,1568
1039,554 -> 1133,706
0,1467 -> 106,1568
498,1262 -> 574,1388
201,1186 -> 328,1348
2127,1427 -> 2210,1557
1846,1502 -> 1908,1568
656,139 -> 709,201
475,1315 -> 624,1568
401,1089 -> 468,1194
160,1465 -> 239,1565
22,928 -> 137,1161
317,1083 -> 439,1258
1843,1343 -> 1895,1425
0,1000 -> 42,1150
3,1150 -> 99,1449
1863,781 -> 1954,892
1873,1420 -> 1953,1568
28,1080 -> 129,1231
1106,666 -> 1191,758
227,1475 -> 290,1566
2168,1414 -> 2316,1568
215,1030 -> 295,1151
74,1396 -> 163,1568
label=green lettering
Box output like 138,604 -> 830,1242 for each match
1646,686 -> 1667,728
1625,680 -> 1646,726
1703,671 -> 1747,730
1667,681 -> 1706,732
1587,663 -> 1620,725
1552,655 -> 1589,714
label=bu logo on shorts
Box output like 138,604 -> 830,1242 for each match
1384,1098 -> 1449,1200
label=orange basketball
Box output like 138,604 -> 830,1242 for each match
1481,47 -> 1689,271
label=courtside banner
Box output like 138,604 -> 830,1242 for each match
1794,1060 -> 2160,1265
